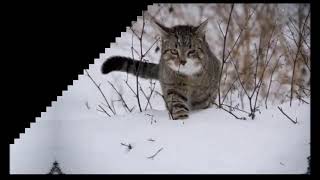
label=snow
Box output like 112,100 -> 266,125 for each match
10,94 -> 310,174
10,4 -> 310,174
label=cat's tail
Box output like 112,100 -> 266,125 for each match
101,56 -> 159,80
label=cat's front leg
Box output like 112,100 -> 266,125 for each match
165,89 -> 190,120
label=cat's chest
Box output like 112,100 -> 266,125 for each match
174,72 -> 208,87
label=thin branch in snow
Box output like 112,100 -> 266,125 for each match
265,54 -> 283,109
218,3 -> 234,106
85,69 -> 116,115
97,105 -> 111,117
147,147 -> 163,160
139,82 -> 156,110
217,4 -> 256,107
143,38 -> 160,57
107,81 -> 134,113
277,106 -> 297,124
124,80 -> 137,96
85,101 -> 90,110
120,143 -> 133,151
145,113 -> 157,124
147,138 -> 156,142
221,78 -> 237,105
295,90 -> 310,104
214,103 -> 246,120
288,8 -> 310,107
221,103 -> 250,115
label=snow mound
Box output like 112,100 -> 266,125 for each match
10,98 -> 310,174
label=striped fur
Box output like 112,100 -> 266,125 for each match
101,56 -> 159,79
101,20 -> 221,120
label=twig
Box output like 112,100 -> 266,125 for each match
124,80 -> 137,96
147,138 -> 155,142
139,82 -> 156,110
107,81 -> 133,112
97,105 -> 111,117
120,143 -> 133,151
288,9 -> 310,51
218,4 -> 256,106
288,9 -> 310,107
221,78 -> 237,104
287,21 -> 310,72
221,103 -> 250,115
85,69 -> 116,115
218,4 -> 234,106
265,54 -> 282,109
143,38 -> 160,57
130,12 -> 149,112
147,147 -> 163,160
85,101 -> 90,110
145,113 -> 157,124
277,106 -> 297,124
214,103 -> 246,120
295,90 -> 310,104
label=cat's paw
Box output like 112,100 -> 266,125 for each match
172,113 -> 189,120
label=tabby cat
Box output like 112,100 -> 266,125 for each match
101,19 -> 221,120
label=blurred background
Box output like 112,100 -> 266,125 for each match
125,3 -> 310,111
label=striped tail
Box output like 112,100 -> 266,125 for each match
101,56 -> 159,80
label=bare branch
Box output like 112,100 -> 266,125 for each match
120,143 -> 133,151
218,4 -> 234,106
139,82 -> 156,110
147,147 -> 163,160
277,106 -> 297,124
221,78 -> 237,104
221,103 -> 251,115
85,101 -> 90,110
85,69 -> 115,115
97,105 -> 111,117
143,38 -> 160,57
214,103 -> 246,120
288,7 -> 310,106
107,81 -> 133,113
265,54 -> 283,109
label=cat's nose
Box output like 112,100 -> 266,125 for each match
180,60 -> 186,65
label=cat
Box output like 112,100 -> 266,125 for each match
101,19 -> 221,120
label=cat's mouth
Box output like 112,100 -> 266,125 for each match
167,58 -> 202,75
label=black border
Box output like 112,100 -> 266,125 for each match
4,0 -> 316,177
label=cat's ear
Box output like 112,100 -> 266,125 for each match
150,19 -> 171,37
194,19 -> 208,37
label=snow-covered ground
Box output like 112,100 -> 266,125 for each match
10,4 -> 310,174
9,77 -> 311,175
10,94 -> 310,174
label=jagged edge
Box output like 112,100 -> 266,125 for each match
12,4 -> 154,145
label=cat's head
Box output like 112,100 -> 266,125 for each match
152,19 -> 208,76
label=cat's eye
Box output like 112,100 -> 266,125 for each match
187,49 -> 196,57
170,49 -> 178,55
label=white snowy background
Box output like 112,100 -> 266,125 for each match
10,3 -> 310,174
